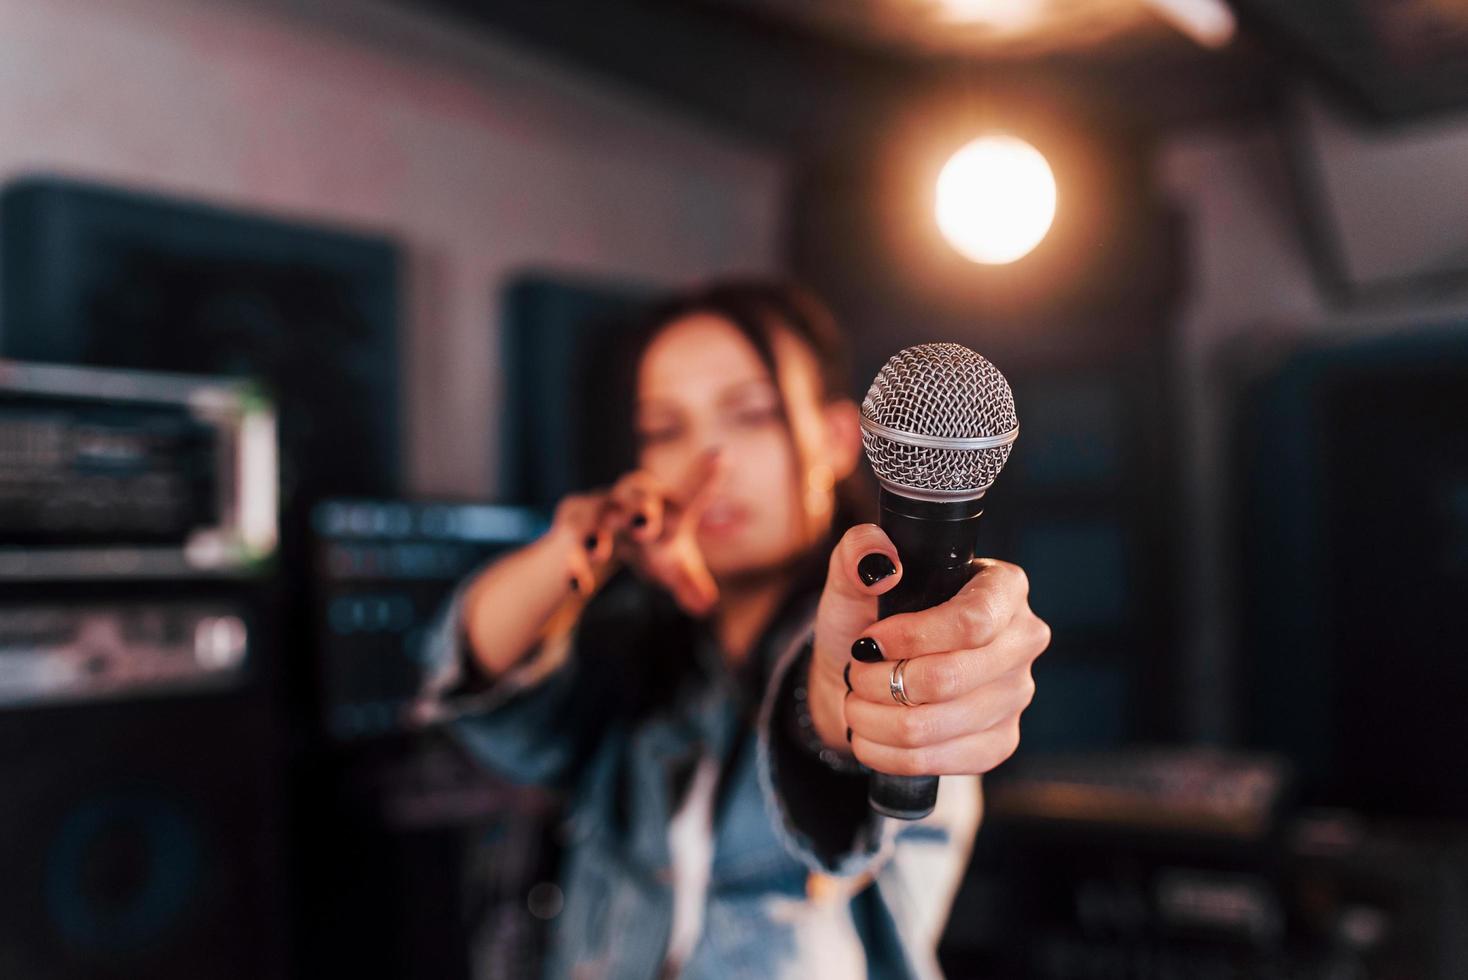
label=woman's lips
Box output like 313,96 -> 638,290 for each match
698,500 -> 749,536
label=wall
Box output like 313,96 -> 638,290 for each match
0,0 -> 786,497
1158,91 -> 1468,741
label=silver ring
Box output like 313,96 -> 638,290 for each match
889,659 -> 917,707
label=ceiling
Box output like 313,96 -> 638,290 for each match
696,0 -> 1204,60
1235,0 -> 1468,119
691,0 -> 1468,121
416,0 -> 1468,150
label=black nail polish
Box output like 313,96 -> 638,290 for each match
851,637 -> 883,662
857,553 -> 896,586
583,534 -> 599,551
631,513 -> 648,528
843,662 -> 852,692
845,726 -> 853,744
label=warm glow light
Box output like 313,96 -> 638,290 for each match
1141,0 -> 1236,48
932,0 -> 1047,32
935,134 -> 1057,265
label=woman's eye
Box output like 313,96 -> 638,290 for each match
733,405 -> 780,427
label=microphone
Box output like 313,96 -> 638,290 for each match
859,343 -> 1019,820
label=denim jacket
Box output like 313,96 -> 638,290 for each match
411,567 -> 981,980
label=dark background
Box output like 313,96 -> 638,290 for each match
2,0 -> 1467,977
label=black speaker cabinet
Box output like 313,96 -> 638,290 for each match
0,176 -> 401,507
0,691 -> 289,979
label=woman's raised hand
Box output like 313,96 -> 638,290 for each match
806,523 -> 1050,777
550,450 -> 724,616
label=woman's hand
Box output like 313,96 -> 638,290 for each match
457,452 -> 721,679
551,450 -> 724,616
806,524 -> 1050,777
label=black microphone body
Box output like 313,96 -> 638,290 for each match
869,486 -> 984,820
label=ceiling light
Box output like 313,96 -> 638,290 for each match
935,134 -> 1057,265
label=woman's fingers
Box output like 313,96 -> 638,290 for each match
838,600 -> 1048,777
584,525 -> 614,564
808,530 -> 1050,777
567,544 -> 597,595
587,462 -> 721,616
846,612 -> 1050,705
607,452 -> 723,546
848,559 -> 1029,667
674,448 -> 725,531
811,523 -> 903,673
553,491 -> 607,537
824,523 -> 903,602
851,723 -> 1023,777
551,491 -> 613,592
608,472 -> 665,542
551,460 -> 726,613
844,665 -> 1036,748
576,497 -> 616,563
662,541 -> 719,616
627,532 -> 718,617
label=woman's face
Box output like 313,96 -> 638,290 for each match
634,313 -> 861,581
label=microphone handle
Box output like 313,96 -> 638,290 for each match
868,487 -> 984,820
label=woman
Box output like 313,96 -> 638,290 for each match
413,281 -> 1050,979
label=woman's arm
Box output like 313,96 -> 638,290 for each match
410,460 -> 726,787
404,489 -> 632,791
454,493 -> 608,684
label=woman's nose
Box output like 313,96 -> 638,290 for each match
685,426 -> 724,462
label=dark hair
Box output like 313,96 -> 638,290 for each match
644,280 -> 852,409
615,278 -> 874,532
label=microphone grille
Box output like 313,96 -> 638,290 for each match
860,343 -> 1018,499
